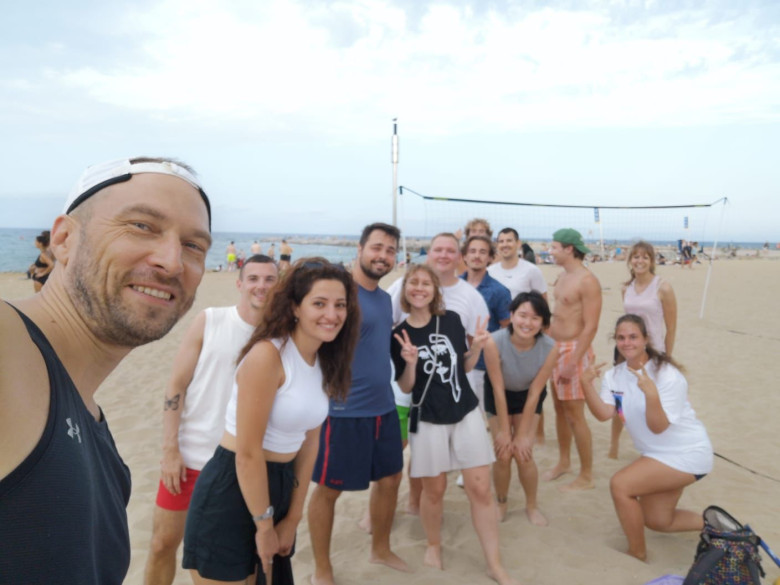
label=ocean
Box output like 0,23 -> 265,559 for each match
0,228 -> 362,273
0,227 -> 769,273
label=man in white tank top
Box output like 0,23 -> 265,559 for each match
144,255 -> 278,585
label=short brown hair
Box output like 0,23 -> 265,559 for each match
398,264 -> 446,316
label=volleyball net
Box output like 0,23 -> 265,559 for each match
397,186 -> 728,317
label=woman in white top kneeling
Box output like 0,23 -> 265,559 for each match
581,314 -> 712,562
183,258 -> 360,585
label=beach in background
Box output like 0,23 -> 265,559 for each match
2,257 -> 779,585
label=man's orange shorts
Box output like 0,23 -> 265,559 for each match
553,340 -> 594,401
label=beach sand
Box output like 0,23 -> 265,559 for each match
2,257 -> 779,585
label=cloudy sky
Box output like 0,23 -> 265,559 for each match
1,0 -> 778,241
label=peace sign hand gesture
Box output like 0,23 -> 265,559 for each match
627,364 -> 657,396
470,316 -> 490,350
394,329 -> 419,365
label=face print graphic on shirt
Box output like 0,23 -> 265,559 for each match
418,333 -> 463,402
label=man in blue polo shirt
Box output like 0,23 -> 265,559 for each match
308,223 -> 409,585
461,234 -> 511,409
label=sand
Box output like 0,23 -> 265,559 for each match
2,257 -> 779,585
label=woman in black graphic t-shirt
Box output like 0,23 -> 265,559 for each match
390,264 -> 516,583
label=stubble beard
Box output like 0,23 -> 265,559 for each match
69,239 -> 192,348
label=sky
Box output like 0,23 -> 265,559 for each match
1,0 -> 779,241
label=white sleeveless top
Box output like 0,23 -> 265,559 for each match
179,306 -> 255,469
225,337 -> 329,453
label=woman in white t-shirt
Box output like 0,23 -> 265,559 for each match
581,314 -> 711,562
183,258 -> 360,585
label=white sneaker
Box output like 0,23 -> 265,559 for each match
456,473 -> 464,488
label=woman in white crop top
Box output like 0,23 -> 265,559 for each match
184,258 -> 360,585
610,241 -> 677,459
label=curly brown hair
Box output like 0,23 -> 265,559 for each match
238,257 -> 360,401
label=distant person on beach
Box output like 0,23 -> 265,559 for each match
482,291 -> 557,525
268,243 -> 276,260
183,258 -> 359,585
0,156 -> 212,584
144,254 -> 278,585
29,229 -> 54,292
279,239 -> 293,272
581,314 -> 712,561
461,234 -> 511,408
308,223 -> 409,585
544,228 -> 602,492
391,264 -> 519,584
488,228 -> 548,301
681,240 -> 693,268
226,241 -> 237,272
610,241 -> 677,460
251,240 -> 262,254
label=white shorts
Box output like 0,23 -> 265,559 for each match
409,408 -> 495,478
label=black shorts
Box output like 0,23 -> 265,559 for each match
183,446 -> 296,584
312,410 -> 403,491
484,375 -> 547,416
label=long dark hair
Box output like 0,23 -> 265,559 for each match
507,291 -> 550,338
613,314 -> 683,372
238,257 -> 360,401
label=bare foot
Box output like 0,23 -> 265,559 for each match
497,498 -> 508,522
423,545 -> 443,570
370,550 -> 412,572
607,445 -> 619,460
541,463 -> 571,481
311,572 -> 336,585
487,566 -> 522,585
626,548 -> 648,562
525,507 -> 548,527
558,476 -> 594,492
357,512 -> 372,534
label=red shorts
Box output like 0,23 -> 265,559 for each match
155,467 -> 201,511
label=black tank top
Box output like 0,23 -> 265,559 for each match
0,305 -> 132,584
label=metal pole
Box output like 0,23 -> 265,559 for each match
392,118 -> 399,227
699,197 -> 728,319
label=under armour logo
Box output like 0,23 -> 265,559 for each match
66,418 -> 82,444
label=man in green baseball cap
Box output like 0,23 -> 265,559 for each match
552,228 -> 591,256
542,228 -> 602,492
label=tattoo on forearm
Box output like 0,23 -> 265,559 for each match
164,394 -> 181,411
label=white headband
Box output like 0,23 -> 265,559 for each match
63,157 -> 211,229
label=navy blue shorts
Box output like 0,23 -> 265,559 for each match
312,410 -> 403,491
183,446 -> 295,584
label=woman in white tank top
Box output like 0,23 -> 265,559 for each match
183,258 -> 360,585
610,241 -> 677,459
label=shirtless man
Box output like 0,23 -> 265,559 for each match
250,240 -> 262,254
0,156 -> 212,584
544,228 -> 602,491
226,241 -> 237,271
279,238 -> 293,272
144,255 -> 278,585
